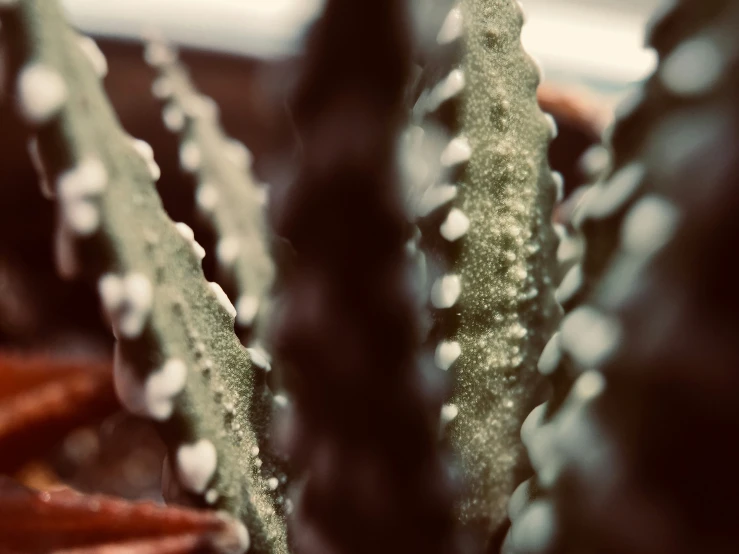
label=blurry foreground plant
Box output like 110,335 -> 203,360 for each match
1,0 -> 737,553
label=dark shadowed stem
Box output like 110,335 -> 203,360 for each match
271,1 -> 460,554
508,1 -> 739,552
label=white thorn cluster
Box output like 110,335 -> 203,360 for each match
27,138 -> 53,199
205,489 -> 219,505
254,185 -> 269,206
551,171 -> 564,203
507,479 -> 531,522
225,140 -> 252,169
151,76 -> 173,99
236,295 -> 260,327
175,222 -> 206,260
176,439 -> 217,494
508,500 -> 556,553
585,162 -> 644,220
561,306 -> 621,368
435,341 -> 461,370
441,403 -> 459,424
620,194 -> 679,257
523,390 -> 612,492
537,332 -> 562,376
216,236 -> 240,267
267,477 -> 279,491
209,281 -> 237,318
573,370 -> 606,401
440,136 -> 471,167
579,145 -> 610,178
246,346 -> 271,371
405,235 -> 419,256
555,263 -> 583,305
520,403 -> 546,446
437,6 -> 463,45
98,272 -> 153,338
113,349 -> 186,421
412,249 -> 428,304
179,140 -> 202,171
144,42 -> 177,67
440,208 -> 470,242
145,359 -> 188,420
77,35 -> 108,77
131,138 -> 161,181
17,63 -> 67,124
431,275 -> 462,309
232,521 -> 250,554
427,68 -> 465,112
179,93 -> 218,119
163,104 -> 185,132
660,36 -> 723,97
196,183 -> 219,213
554,224 -> 582,265
273,394 -> 288,408
400,125 -> 429,188
215,513 -> 251,554
417,184 -> 457,217
57,158 -> 108,235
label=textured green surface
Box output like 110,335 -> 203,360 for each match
0,2 -> 286,552
444,0 -> 560,539
151,54 -> 275,344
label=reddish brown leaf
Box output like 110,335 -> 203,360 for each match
0,353 -> 117,472
56,534 -> 214,554
0,479 -> 248,553
537,82 -> 610,137
0,354 -> 105,399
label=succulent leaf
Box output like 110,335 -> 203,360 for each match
414,0 -> 561,547
0,2 -> 287,551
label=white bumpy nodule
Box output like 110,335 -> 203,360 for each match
176,438 -> 218,494
98,272 -> 153,338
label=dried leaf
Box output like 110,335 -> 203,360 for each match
56,534 -> 215,554
0,353 -> 117,472
0,479 -> 248,553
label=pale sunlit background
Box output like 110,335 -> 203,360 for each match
61,0 -> 663,99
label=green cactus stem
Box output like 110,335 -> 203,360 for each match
413,0 -> 561,546
146,43 -> 275,347
0,1 -> 286,552
508,0 -> 739,552
145,41 -> 288,513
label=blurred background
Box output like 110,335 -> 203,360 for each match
0,0 -> 664,353
61,0 -> 660,94
0,0 -> 664,498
